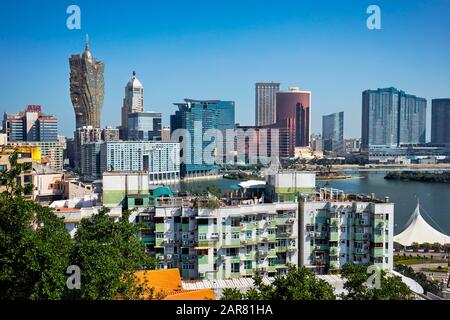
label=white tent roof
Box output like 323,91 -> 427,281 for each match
394,201 -> 450,246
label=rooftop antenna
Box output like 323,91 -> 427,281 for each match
85,33 -> 89,50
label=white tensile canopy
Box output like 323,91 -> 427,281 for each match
394,201 -> 450,246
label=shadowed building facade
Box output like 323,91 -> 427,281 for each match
431,98 -> 450,145
69,35 -> 105,129
322,111 -> 344,154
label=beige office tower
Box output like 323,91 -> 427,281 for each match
255,82 -> 280,126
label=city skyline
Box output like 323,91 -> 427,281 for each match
1,1 -> 449,139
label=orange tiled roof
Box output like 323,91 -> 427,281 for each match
133,269 -> 215,300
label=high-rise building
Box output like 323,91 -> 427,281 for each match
322,112 -> 344,154
3,105 -> 58,142
121,71 -> 144,139
255,82 -> 280,126
431,98 -> 450,145
101,126 -> 120,142
344,138 -> 361,154
170,99 -> 235,178
128,112 -> 162,141
161,127 -> 171,142
81,142 -> 102,180
275,87 -> 311,157
8,141 -> 64,171
73,126 -> 101,169
100,141 -> 180,184
235,125 -> 288,166
69,35 -> 105,129
310,134 -> 322,152
361,87 -> 426,150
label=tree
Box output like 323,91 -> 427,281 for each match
0,153 -> 72,299
221,266 -> 336,300
220,288 -> 244,300
66,208 -> 156,300
340,264 -> 415,300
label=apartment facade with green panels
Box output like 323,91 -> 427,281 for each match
139,198 -> 299,280
300,199 -> 394,274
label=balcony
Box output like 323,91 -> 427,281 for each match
373,234 -> 384,243
354,233 -> 370,241
329,232 -> 339,241
155,223 -> 165,233
267,266 -> 277,273
329,247 -> 339,256
372,248 -> 385,257
276,247 -> 287,253
243,269 -> 253,276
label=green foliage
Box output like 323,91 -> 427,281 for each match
340,264 -> 415,300
395,264 -> 442,295
67,208 -> 156,300
384,171 -> 450,183
220,288 -> 244,300
0,153 -> 155,300
0,153 -> 72,299
220,266 -> 336,300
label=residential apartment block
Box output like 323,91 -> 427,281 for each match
299,188 -> 394,273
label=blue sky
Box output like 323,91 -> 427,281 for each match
0,0 -> 449,139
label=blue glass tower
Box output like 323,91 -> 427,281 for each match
170,99 -> 235,178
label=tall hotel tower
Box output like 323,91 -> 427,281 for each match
275,87 -> 311,157
120,71 -> 144,139
69,35 -> 105,129
69,35 -> 104,169
255,82 -> 280,126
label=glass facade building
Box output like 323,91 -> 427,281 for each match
3,105 -> 58,142
275,87 -> 311,157
170,99 -> 235,177
128,112 -> 162,141
431,98 -> 450,145
322,112 -> 344,154
362,87 -> 426,150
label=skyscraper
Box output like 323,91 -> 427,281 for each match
322,112 -> 344,154
128,112 -> 162,141
255,82 -> 280,126
361,87 -> 426,150
275,87 -> 311,157
170,99 -> 235,177
3,105 -> 58,142
431,99 -> 450,145
69,34 -> 105,129
101,126 -> 120,142
121,71 -> 144,139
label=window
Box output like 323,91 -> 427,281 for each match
0,165 -> 7,171
244,261 -> 252,270
134,198 -> 144,206
231,263 -> 240,273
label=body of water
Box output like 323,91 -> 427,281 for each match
170,172 -> 450,235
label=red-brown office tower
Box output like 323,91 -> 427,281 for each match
275,87 -> 311,158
